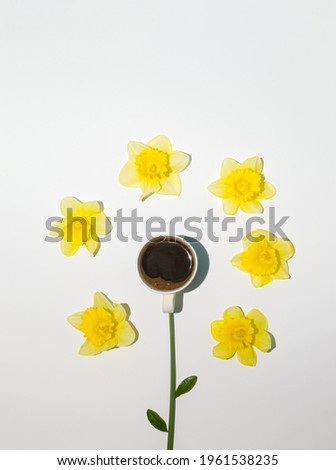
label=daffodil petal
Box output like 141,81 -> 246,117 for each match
81,201 -> 102,216
250,274 -> 272,288
213,343 -> 236,360
86,237 -> 100,256
67,312 -> 84,330
259,181 -> 276,200
169,151 -> 191,173
240,200 -> 264,213
211,320 -> 225,342
113,304 -> 127,323
222,198 -> 239,215
60,239 -> 81,256
230,253 -> 249,272
254,330 -> 272,352
116,321 -> 136,346
273,239 -> 295,260
242,156 -> 263,173
79,340 -> 102,356
158,174 -> 182,196
237,345 -> 257,366
272,261 -> 290,280
91,212 -> 112,235
242,235 -> 255,250
60,197 -> 82,217
223,306 -> 244,320
208,178 -> 225,198
119,161 -> 141,188
140,182 -> 160,201
147,134 -> 172,153
127,141 -> 149,160
246,309 -> 268,330
220,158 -> 241,176
99,338 -> 118,352
94,292 -> 114,310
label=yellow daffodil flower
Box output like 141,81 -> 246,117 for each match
67,292 -> 137,356
119,134 -> 191,201
231,229 -> 295,288
51,197 -> 111,257
211,306 -> 274,367
208,157 -> 276,214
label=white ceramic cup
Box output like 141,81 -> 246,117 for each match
137,235 -> 198,313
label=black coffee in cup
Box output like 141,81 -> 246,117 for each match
139,236 -> 195,291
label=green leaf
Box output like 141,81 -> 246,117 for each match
146,409 -> 168,432
175,375 -> 198,398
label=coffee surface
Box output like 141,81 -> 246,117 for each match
140,238 -> 194,291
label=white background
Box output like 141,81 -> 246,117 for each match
0,0 -> 335,450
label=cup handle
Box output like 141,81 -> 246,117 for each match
162,293 -> 176,313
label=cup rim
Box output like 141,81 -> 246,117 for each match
137,234 -> 198,294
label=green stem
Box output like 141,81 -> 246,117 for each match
167,312 -> 176,450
